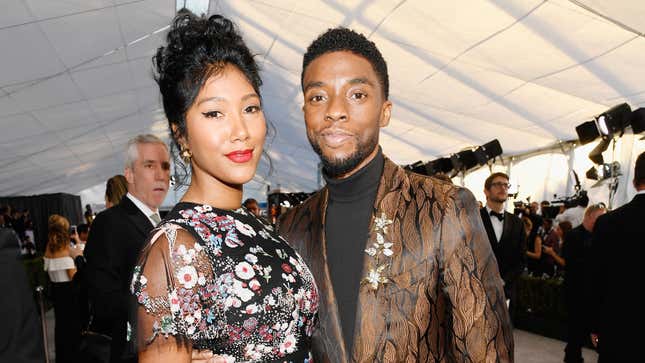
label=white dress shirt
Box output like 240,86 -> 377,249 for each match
126,193 -> 160,226
485,205 -> 504,242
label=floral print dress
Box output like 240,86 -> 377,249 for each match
131,202 -> 318,362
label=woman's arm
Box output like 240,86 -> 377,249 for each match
139,342 -> 191,363
526,235 -> 542,260
543,246 -> 565,267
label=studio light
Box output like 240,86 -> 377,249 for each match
450,150 -> 478,172
575,120 -> 600,145
586,162 -> 622,185
631,108 -> 645,134
474,139 -> 503,164
588,137 -> 611,165
596,103 -> 631,136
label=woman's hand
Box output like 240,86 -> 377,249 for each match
69,244 -> 83,259
542,246 -> 554,256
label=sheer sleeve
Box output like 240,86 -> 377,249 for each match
130,224 -> 217,354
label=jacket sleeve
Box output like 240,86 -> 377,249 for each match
440,187 -> 514,362
589,214 -> 610,335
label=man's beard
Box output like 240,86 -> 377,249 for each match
308,132 -> 378,178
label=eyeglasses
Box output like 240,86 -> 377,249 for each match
491,182 -> 511,189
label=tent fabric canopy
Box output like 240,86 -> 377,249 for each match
1,0 -> 644,201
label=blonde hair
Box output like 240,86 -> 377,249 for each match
47,214 -> 70,254
105,174 -> 128,207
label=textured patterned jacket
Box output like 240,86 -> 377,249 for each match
278,157 -> 514,363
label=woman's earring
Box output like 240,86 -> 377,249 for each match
181,146 -> 192,163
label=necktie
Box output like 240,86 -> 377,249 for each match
150,212 -> 161,225
490,210 -> 504,222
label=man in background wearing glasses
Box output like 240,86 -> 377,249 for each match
480,172 -> 527,320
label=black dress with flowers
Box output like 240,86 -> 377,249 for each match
131,202 -> 318,362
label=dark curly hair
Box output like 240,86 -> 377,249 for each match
153,11 -> 264,185
154,12 -> 262,146
301,27 -> 389,99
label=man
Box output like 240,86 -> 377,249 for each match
242,198 -> 261,217
278,28 -> 513,362
589,151 -> 645,362
77,223 -> 89,244
561,203 -> 606,363
84,134 -> 170,363
0,226 -> 44,363
480,172 -> 526,314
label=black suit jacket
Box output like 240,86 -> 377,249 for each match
590,193 -> 645,360
84,196 -> 154,363
480,208 -> 526,298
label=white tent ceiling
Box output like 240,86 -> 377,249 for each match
1,0 -> 644,200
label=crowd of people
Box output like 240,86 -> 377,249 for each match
1,10 -> 643,363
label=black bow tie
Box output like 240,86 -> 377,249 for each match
490,210 -> 504,221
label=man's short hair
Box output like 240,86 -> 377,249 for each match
302,27 -> 389,100
635,151 -> 645,186
243,198 -> 258,208
484,172 -> 509,190
125,134 -> 168,169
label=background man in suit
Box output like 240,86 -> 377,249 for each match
278,27 -> 513,363
561,203 -> 605,363
480,172 -> 527,317
589,151 -> 645,362
84,134 -> 170,363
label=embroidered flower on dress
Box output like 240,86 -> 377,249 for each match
177,265 -> 198,289
235,220 -> 256,237
279,334 -> 297,354
235,262 -> 255,280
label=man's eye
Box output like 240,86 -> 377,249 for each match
309,95 -> 325,103
351,92 -> 367,100
202,111 -> 223,118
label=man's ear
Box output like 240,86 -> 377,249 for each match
124,167 -> 134,185
379,100 -> 392,127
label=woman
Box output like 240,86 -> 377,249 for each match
105,174 -> 128,208
130,12 -> 318,362
543,220 -> 572,270
523,216 -> 543,275
44,214 -> 82,363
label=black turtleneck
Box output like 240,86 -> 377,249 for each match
324,147 -> 384,353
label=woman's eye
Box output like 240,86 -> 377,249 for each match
202,111 -> 223,118
244,105 -> 261,113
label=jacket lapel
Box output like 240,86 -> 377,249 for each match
350,158 -> 405,361
119,196 -> 153,238
480,208 -> 498,245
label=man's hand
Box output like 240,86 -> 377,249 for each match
590,333 -> 599,348
191,349 -> 230,363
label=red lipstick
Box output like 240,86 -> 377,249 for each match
226,149 -> 253,163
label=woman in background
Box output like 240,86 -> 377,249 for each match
105,174 -> 128,208
44,214 -> 82,363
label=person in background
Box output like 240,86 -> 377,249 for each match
561,204 -> 606,363
555,193 -> 589,228
84,204 -> 95,225
44,214 -> 82,363
589,151 -> 645,362
480,172 -> 527,316
0,225 -> 45,363
105,174 -> 129,209
76,223 -> 89,245
542,220 -> 571,272
524,216 -> 543,275
84,135 -> 170,363
242,197 -> 261,217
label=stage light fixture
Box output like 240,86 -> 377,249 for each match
587,162 -> 622,187
575,120 -> 600,145
631,108 -> 645,134
596,103 -> 631,136
585,166 -> 599,180
474,139 -> 503,164
588,137 -> 611,165
451,150 -> 478,171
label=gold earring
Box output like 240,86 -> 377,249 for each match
180,147 -> 192,163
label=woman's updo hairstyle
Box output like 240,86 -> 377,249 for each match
154,11 -> 262,150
